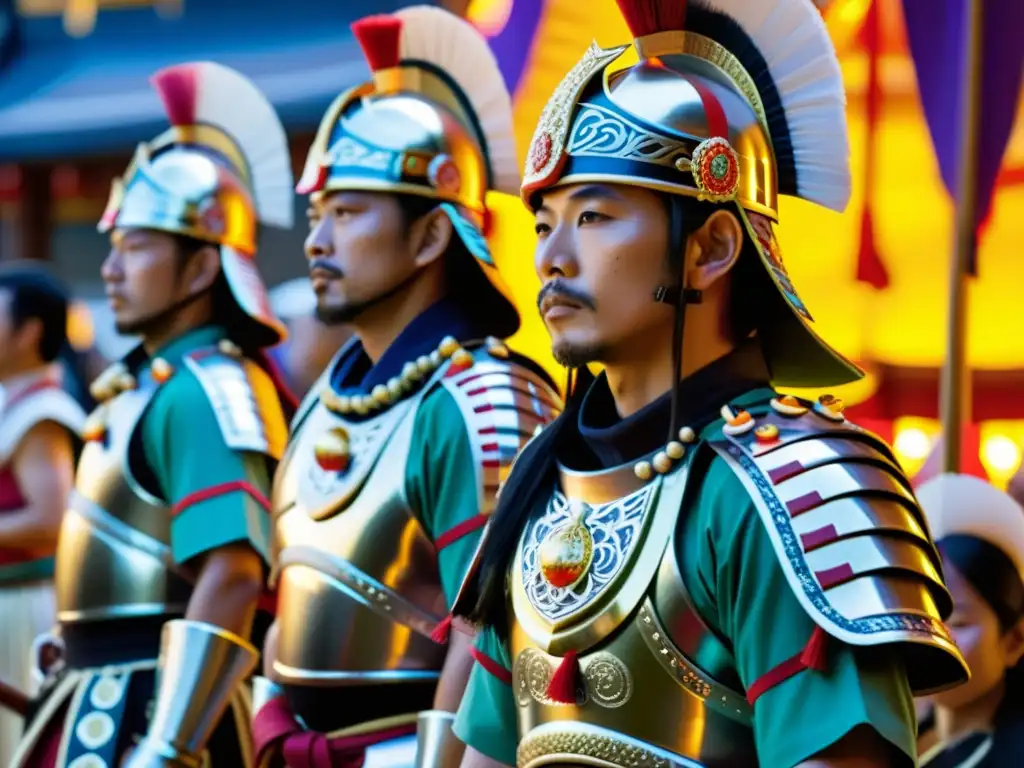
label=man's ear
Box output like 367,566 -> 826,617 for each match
183,245 -> 222,295
1004,619 -> 1024,668
410,208 -> 455,269
683,209 -> 744,292
15,317 -> 44,358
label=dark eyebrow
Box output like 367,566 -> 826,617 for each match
537,184 -> 624,214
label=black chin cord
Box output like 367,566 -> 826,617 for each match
130,285 -> 214,338
656,196 -> 704,445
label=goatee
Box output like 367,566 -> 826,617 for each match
551,340 -> 604,369
316,301 -> 368,326
114,318 -> 155,337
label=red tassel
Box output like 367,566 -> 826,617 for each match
856,208 -> 889,289
351,15 -> 403,72
545,650 -> 581,704
614,0 -> 687,39
151,64 -> 199,126
800,626 -> 830,673
430,614 -> 452,645
855,0 -> 889,290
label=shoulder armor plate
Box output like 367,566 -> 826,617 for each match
0,387 -> 86,465
183,347 -> 288,460
439,348 -> 562,518
707,404 -> 968,695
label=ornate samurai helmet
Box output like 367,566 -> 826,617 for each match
298,5 -> 521,335
523,0 -> 860,387
99,62 -> 294,348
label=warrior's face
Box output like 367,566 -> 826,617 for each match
534,183 -> 670,368
534,183 -> 746,370
102,228 -> 214,337
304,190 -> 449,327
536,183 -> 671,370
930,557 -> 1024,710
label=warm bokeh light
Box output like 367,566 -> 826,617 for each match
894,427 -> 931,461
66,300 -> 95,351
980,423 -> 1024,488
467,0 -> 514,37
983,436 -> 1021,473
822,0 -> 872,53
891,417 -> 940,476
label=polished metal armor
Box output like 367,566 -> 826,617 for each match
508,404 -> 967,768
56,347 -> 285,624
271,346 -> 560,685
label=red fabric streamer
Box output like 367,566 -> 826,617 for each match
856,0 -> 890,290
435,514 -> 489,551
470,646 -> 513,685
253,697 -> 416,768
170,479 -> 272,518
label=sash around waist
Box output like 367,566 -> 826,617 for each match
61,614 -> 181,668
0,555 -> 54,585
284,679 -> 437,733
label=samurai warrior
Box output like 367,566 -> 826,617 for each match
453,0 -> 969,766
11,62 -> 296,767
252,6 -> 560,768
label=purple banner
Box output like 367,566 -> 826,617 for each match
482,0 -> 545,95
902,0 -> 1024,272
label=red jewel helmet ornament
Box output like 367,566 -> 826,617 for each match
691,137 -> 740,202
428,154 -> 462,196
528,132 -> 553,175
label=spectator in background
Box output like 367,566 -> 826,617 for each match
917,473 -> 1024,766
269,277 -> 353,398
0,263 -> 85,765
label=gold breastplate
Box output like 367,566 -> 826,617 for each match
56,377 -> 191,623
270,370 -> 447,686
509,456 -> 756,768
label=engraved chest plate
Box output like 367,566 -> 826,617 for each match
56,379 -> 191,623
521,485 -> 655,626
510,455 -> 756,768
270,382 -> 447,684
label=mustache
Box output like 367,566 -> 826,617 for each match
537,280 -> 597,312
308,258 -> 344,278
